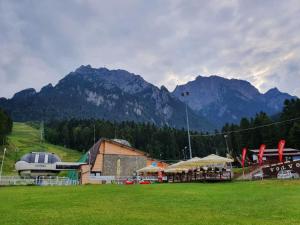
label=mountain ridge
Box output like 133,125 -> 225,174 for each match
172,75 -> 296,126
0,65 -> 297,130
0,65 -> 213,131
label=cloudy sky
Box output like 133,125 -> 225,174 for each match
1,0 -> 300,98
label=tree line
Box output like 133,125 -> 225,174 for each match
0,108 -> 13,145
221,99 -> 300,155
45,120 -> 227,162
44,99 -> 300,161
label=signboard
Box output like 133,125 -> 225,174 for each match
262,160 -> 300,177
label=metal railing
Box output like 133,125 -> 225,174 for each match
0,176 -> 79,186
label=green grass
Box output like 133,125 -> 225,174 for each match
0,180 -> 300,225
0,122 -> 81,175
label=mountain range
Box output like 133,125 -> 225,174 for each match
0,65 -> 296,131
173,75 -> 295,127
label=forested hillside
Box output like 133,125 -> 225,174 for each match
0,108 -> 13,145
45,120 -> 226,161
45,99 -> 300,161
222,99 -> 300,154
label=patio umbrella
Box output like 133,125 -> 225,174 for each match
164,167 -> 189,173
166,157 -> 202,171
199,154 -> 234,164
137,165 -> 162,173
167,160 -> 185,169
179,154 -> 233,167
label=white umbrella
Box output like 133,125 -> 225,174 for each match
199,154 -> 234,163
167,160 -> 185,169
179,154 -> 233,167
166,157 -> 202,170
137,165 -> 162,173
164,167 -> 189,173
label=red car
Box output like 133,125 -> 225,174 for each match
139,180 -> 151,184
124,180 -> 134,185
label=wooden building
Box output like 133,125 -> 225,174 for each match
80,138 -> 168,184
250,148 -> 300,164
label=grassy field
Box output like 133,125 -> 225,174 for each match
1,180 -> 300,225
0,122 -> 81,175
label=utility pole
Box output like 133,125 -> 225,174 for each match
40,121 -> 44,143
93,124 -> 96,147
181,92 -> 192,159
0,148 -> 7,183
90,123 -> 96,174
15,147 -> 19,163
182,146 -> 188,160
224,135 -> 230,155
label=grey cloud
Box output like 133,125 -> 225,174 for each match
0,0 -> 300,98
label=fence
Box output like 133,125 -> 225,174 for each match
0,176 -> 79,186
88,175 -> 163,184
89,175 -> 135,184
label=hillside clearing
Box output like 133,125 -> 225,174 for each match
0,122 -> 81,175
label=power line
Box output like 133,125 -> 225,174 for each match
191,116 -> 300,137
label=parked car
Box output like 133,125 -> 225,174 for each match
124,179 -> 134,185
139,180 -> 151,184
252,171 -> 264,180
277,170 -> 300,179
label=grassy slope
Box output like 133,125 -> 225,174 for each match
0,180 -> 300,225
0,122 -> 81,175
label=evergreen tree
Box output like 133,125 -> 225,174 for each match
0,108 -> 13,145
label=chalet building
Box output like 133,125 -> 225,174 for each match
251,148 -> 300,164
80,138 -> 168,184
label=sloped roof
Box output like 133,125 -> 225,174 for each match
250,148 -> 300,153
87,139 -> 102,165
86,138 -> 149,165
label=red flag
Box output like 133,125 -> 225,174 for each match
241,148 -> 247,168
278,140 -> 286,163
258,144 -> 266,166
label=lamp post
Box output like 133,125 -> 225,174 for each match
15,147 -> 19,163
0,148 -> 7,183
181,92 -> 192,159
182,146 -> 188,160
224,135 -> 229,155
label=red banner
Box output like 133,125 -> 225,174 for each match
258,144 -> 266,166
278,140 -> 286,163
242,148 -> 247,168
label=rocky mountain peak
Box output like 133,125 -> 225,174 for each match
264,87 -> 280,96
160,85 -> 169,93
74,64 -> 93,73
13,88 -> 36,99
0,66 -> 296,130
172,75 -> 295,127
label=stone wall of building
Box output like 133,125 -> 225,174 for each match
103,154 -> 147,176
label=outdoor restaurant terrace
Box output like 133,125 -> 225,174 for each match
137,154 -> 234,183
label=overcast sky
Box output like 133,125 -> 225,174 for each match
1,0 -> 300,98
